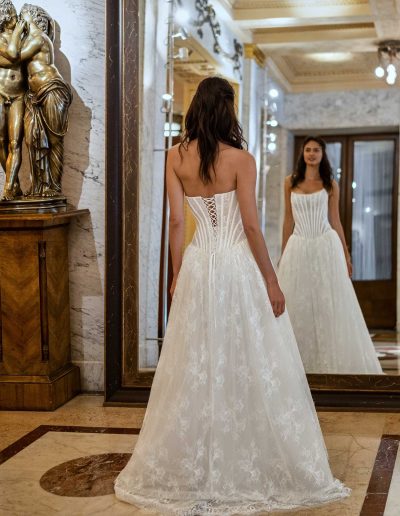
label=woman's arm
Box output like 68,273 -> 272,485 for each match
281,176 -> 295,255
166,146 -> 185,296
328,180 -> 352,277
236,151 -> 285,317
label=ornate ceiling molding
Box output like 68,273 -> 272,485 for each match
244,43 -> 266,67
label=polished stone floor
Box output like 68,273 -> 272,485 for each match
1,395 -> 400,515
372,332 -> 400,375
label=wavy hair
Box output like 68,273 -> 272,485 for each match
0,0 -> 16,30
179,76 -> 247,184
291,135 -> 333,191
21,3 -> 54,41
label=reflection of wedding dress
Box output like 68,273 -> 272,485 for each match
115,190 -> 350,514
278,189 -> 383,374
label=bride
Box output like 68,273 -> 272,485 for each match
278,136 -> 383,375
114,77 -> 350,514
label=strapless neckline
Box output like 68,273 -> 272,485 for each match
291,188 -> 327,197
185,189 -> 236,199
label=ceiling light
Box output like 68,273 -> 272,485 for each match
387,74 -> 396,85
172,27 -> 188,40
174,47 -> 189,60
269,88 -> 279,98
309,52 -> 352,63
375,40 -> 400,86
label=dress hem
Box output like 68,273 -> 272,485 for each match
114,481 -> 351,515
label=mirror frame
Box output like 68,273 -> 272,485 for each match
104,0 -> 400,410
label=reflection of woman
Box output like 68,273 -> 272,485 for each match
278,136 -> 383,374
115,79 -> 349,513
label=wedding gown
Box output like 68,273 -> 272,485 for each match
278,188 -> 383,374
115,189 -> 350,514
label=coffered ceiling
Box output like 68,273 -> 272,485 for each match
221,0 -> 400,91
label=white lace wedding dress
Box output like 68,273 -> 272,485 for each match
278,188 -> 383,374
114,190 -> 350,514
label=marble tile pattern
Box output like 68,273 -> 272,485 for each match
1,396 -> 400,515
0,1 -> 106,391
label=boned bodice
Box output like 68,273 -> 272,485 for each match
291,189 -> 331,238
186,190 -> 246,253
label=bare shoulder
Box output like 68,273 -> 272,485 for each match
167,143 -> 181,162
231,148 -> 256,169
284,175 -> 292,190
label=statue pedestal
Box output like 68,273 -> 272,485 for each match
0,206 -> 89,410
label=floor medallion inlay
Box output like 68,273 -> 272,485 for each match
39,453 -> 132,497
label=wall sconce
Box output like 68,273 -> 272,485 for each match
161,92 -> 173,113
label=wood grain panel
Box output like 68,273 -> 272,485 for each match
0,207 -> 88,410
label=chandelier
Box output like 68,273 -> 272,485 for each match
374,40 -> 400,85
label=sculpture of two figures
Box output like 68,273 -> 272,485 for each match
0,1 -> 72,202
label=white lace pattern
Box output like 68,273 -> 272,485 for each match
115,190 -> 351,514
278,189 -> 383,374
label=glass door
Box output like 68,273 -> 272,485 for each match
349,136 -> 398,328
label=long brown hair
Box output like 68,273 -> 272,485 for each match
179,76 -> 247,184
291,135 -> 333,191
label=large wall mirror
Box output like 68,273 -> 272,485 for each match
105,0 -> 400,408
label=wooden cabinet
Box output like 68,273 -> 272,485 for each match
0,207 -> 88,410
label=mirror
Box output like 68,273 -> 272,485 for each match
138,0 -> 400,376
105,0 -> 400,406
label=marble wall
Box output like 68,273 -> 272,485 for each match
283,89 -> 400,131
0,1 -> 106,391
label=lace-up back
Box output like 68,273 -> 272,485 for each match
186,190 -> 246,252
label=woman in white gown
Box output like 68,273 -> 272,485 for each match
114,79 -> 350,514
278,136 -> 383,375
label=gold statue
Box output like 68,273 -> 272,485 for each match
3,3 -> 72,199
0,0 -> 25,200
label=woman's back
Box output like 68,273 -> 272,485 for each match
171,139 -> 246,198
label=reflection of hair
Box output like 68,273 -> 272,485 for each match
180,76 -> 247,185
21,3 -> 54,41
0,0 -> 17,30
292,135 -> 333,191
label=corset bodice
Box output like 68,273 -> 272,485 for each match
186,190 -> 246,253
291,189 -> 331,238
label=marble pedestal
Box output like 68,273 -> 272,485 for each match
0,206 -> 89,410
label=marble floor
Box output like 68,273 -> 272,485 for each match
1,395 -> 400,515
372,332 -> 400,375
